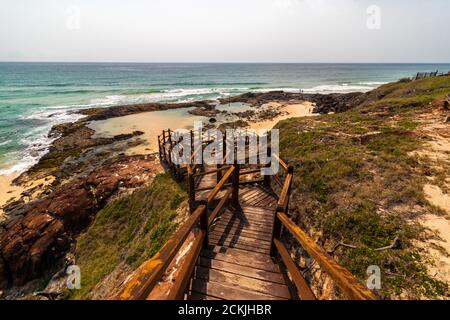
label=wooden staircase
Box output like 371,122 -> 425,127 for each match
116,129 -> 377,301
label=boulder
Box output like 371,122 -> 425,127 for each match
0,154 -> 161,287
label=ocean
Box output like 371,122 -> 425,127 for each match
1,62 -> 449,175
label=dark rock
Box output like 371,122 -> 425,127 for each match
218,91 -> 365,114
0,154 -> 160,287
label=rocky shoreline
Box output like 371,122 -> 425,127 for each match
0,90 -> 364,297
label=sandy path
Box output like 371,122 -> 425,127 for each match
416,115 -> 450,287
249,101 -> 317,130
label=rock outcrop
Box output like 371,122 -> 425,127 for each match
0,154 -> 161,288
218,91 -> 365,114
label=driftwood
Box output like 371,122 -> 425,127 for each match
33,291 -> 61,300
330,237 -> 402,254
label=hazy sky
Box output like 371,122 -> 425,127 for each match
0,0 -> 449,62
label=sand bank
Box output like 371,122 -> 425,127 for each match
249,101 -> 316,130
88,101 -> 316,154
0,174 -> 54,220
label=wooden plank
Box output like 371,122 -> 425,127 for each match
273,238 -> 316,300
277,212 -> 377,300
191,279 -> 283,300
167,230 -> 205,299
194,266 -> 290,299
207,245 -> 274,262
210,224 -> 273,241
277,173 -> 292,211
241,206 -> 275,214
213,220 -> 273,234
209,239 -> 269,254
208,188 -> 232,226
224,213 -> 272,225
117,205 -> 206,300
216,214 -> 273,231
200,249 -> 280,273
187,292 -> 222,300
199,257 -> 285,284
208,166 -> 235,203
209,233 -> 272,249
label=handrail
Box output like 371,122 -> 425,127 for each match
273,153 -> 289,173
167,229 -> 205,300
273,238 -> 316,300
276,211 -> 377,300
192,165 -> 232,178
276,172 -> 293,212
207,165 -> 235,203
117,204 -> 206,300
121,132 -> 238,300
134,129 -> 377,301
208,188 -> 232,225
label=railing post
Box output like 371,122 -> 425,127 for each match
263,146 -> 272,187
190,130 -> 194,158
162,130 -> 167,162
232,163 -> 240,206
270,210 -> 282,257
188,168 -> 196,213
199,200 -> 209,248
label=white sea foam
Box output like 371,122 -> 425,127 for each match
1,82 -> 383,176
302,84 -> 375,93
0,140 -> 12,147
0,109 -> 84,176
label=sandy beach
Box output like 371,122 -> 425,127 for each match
0,174 -> 54,220
0,100 -> 316,218
88,101 -> 316,154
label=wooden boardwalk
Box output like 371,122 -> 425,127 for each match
188,167 -> 287,299
116,129 -> 377,301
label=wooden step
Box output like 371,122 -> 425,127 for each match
200,249 -> 280,273
199,257 -> 285,284
190,279 -> 285,300
209,233 -> 272,249
209,224 -> 273,241
193,266 -> 291,299
207,245 -> 275,263
213,218 -> 274,234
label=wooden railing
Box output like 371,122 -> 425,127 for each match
118,130 -> 237,300
268,158 -> 376,300
118,129 -> 377,300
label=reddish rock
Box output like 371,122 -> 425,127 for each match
0,155 -> 162,288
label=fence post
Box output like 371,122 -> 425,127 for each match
162,130 -> 167,162
188,168 -> 196,213
232,163 -> 240,206
158,135 -> 162,160
264,146 -> 272,187
217,134 -> 225,182
199,200 -> 209,248
270,211 -> 282,257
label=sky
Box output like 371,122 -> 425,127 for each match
0,0 -> 449,63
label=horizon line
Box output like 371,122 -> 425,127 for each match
1,61 -> 450,65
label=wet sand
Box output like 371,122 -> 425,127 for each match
0,100 -> 316,217
88,107 -> 208,155
0,174 -> 55,220
88,101 -> 316,154
249,101 -> 317,130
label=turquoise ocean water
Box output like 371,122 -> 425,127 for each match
1,63 -> 449,175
